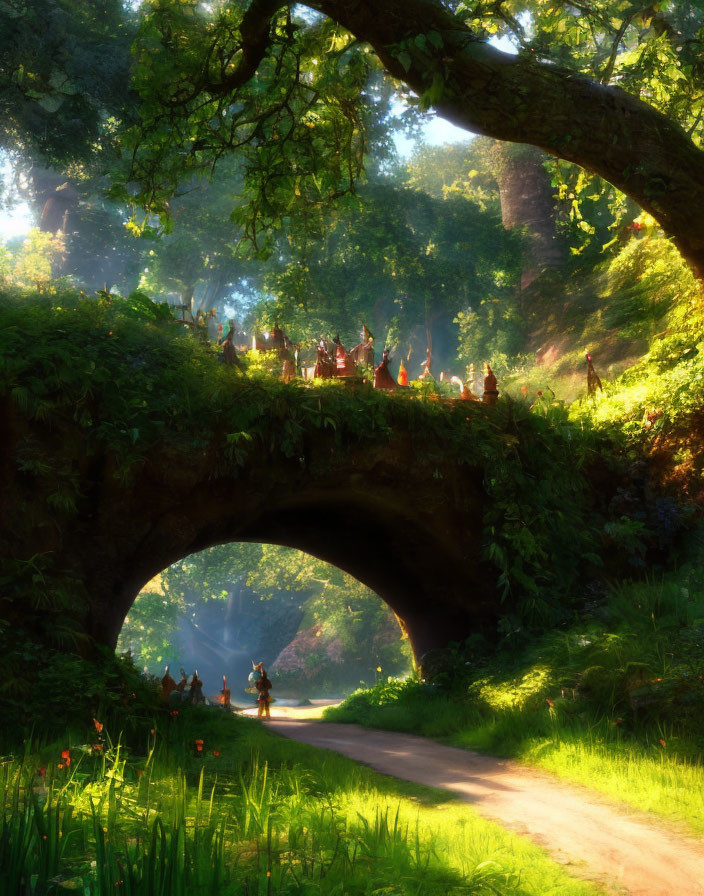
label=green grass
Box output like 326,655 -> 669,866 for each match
325,574 -> 704,835
0,708 -> 604,895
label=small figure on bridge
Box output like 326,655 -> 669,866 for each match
351,323 -> 375,368
189,669 -> 205,706
451,376 -> 478,401
332,334 -> 355,377
313,338 -> 334,379
397,359 -> 408,386
374,348 -> 397,391
161,665 -> 176,703
419,346 -> 432,380
586,349 -> 603,397
482,363 -> 499,406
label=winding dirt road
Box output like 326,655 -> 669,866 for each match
272,719 -> 704,896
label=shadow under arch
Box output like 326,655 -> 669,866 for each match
94,482 -> 497,669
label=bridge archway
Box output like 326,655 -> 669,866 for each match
93,472 -> 496,668
120,542 -> 414,697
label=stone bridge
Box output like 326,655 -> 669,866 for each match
0,295 -> 588,665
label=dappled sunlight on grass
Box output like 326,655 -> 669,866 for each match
326,574 -> 704,835
0,709 -> 604,895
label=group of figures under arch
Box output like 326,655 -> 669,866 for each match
159,662 -> 274,718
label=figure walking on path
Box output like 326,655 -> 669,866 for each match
253,661 -> 273,719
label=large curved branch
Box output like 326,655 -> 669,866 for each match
298,0 -> 704,278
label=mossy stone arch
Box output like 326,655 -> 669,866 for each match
0,292 -> 595,667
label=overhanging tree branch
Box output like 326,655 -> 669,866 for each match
297,0 -> 704,280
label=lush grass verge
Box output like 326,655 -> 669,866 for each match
325,574 -> 704,835
0,708 -> 603,895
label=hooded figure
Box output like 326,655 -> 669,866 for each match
373,348 -> 396,391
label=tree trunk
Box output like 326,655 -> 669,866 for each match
300,0 -> 704,279
490,143 -> 566,290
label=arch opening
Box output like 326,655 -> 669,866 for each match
117,543 -> 413,705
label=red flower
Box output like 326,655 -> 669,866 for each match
170,710 -> 179,717
61,750 -> 71,767
194,739 -> 204,752
546,698 -> 554,708
93,744 -> 103,752
659,738 -> 666,748
38,767 -> 46,778
212,751 -> 220,757
93,718 -> 103,734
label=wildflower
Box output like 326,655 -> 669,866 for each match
546,698 -> 554,708
170,710 -> 179,717
194,739 -> 204,753
61,750 -> 71,767
38,767 -> 46,778
137,769 -> 144,777
212,750 -> 220,757
150,728 -> 156,735
58,763 -> 64,769
93,744 -> 103,752
93,718 -> 103,734
659,738 -> 666,748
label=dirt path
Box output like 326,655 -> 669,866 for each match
271,720 -> 704,896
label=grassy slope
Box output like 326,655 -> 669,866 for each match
500,234 -> 703,411
6,709 -> 602,896
325,572 -> 704,835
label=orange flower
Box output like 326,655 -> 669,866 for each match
57,763 -> 65,770
150,729 -> 156,735
212,750 -> 220,757
93,718 -> 103,734
194,739 -> 204,752
545,698 -> 554,708
93,744 -> 103,752
659,738 -> 666,747
61,750 -> 71,767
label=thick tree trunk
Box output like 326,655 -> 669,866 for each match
490,143 -> 566,290
300,0 -> 704,278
